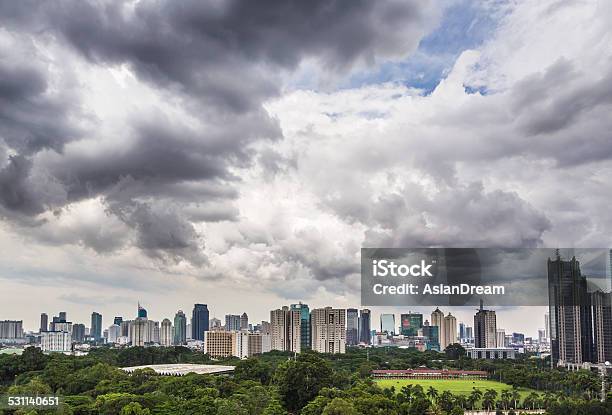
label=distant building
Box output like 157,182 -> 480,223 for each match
72,323 -> 86,343
107,324 -> 121,343
41,331 -> 71,353
91,312 -> 102,341
114,317 -> 123,326
225,314 -> 241,331
240,313 -> 249,330
359,309 -> 371,344
372,369 -> 487,380
443,313 -> 457,350
548,253 -> 593,364
290,302 -> 311,351
209,317 -> 222,330
592,290 -> 612,364
474,301 -> 496,348
40,313 -> 48,333
160,319 -> 173,346
235,331 -> 272,358
380,314 -> 395,335
192,304 -> 209,341
204,330 -> 235,358
270,306 -> 301,353
467,347 -> 517,360
138,304 -> 148,319
346,308 -> 359,346
131,318 -> 148,347
311,307 -> 346,354
496,329 -> 506,348
173,310 -> 187,345
0,320 -> 24,343
422,320 -> 439,351
400,313 -> 423,336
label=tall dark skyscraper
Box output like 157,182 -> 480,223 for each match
58,312 -> 67,322
346,308 -> 359,346
192,304 -> 209,341
359,309 -> 371,344
113,316 -> 123,326
592,291 -> 612,364
548,253 -> 593,364
91,312 -> 102,341
474,300 -> 497,348
40,313 -> 48,333
290,302 -> 311,350
72,323 -> 85,343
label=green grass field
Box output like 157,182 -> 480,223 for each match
375,378 -> 538,401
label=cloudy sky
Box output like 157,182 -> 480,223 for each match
1,0 -> 611,336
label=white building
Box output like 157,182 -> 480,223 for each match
311,307 -> 346,354
107,324 -> 121,343
160,319 -> 173,346
41,331 -> 72,353
467,347 -> 517,360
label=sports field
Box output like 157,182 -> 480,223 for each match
375,378 -> 538,400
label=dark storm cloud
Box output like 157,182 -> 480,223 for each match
1,0 -> 433,112
0,155 -> 44,215
0,40 -> 80,154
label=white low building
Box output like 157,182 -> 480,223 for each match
41,331 -> 71,353
467,347 -> 516,360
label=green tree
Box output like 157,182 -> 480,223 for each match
322,398 -> 358,415
120,402 -> 151,415
273,353 -> 333,411
261,399 -> 287,415
482,389 -> 498,411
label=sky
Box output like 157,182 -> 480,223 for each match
1,0 -> 611,337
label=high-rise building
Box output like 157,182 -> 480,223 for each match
260,321 -> 271,335
91,312 -> 102,341
192,304 -> 209,341
430,308 -> 445,348
138,304 -> 147,319
290,302 -> 311,351
160,319 -> 173,346
459,322 -> 465,341
72,323 -> 86,343
400,313 -> 423,336
147,320 -> 160,344
41,331 -> 71,352
496,329 -> 506,348
0,320 -> 24,340
107,324 -> 121,343
173,310 -> 187,345
240,313 -> 249,330
443,313 -> 457,349
346,308 -> 359,346
592,290 -> 612,364
538,329 -> 546,344
548,253 -> 593,364
131,318 -> 148,347
474,301 -> 497,348
270,306 -> 301,353
422,320 -> 439,351
40,313 -> 48,333
465,326 -> 473,341
114,317 -> 123,326
311,307 -> 346,354
380,314 -> 395,335
209,317 -> 222,330
225,314 -> 241,331
234,331 -> 272,358
204,330 -> 236,358
544,312 -> 550,340
58,312 -> 67,322
359,309 -> 371,344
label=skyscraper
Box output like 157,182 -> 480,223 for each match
592,291 -> 612,364
192,304 -> 209,341
240,312 -> 249,330
443,313 -> 457,349
138,303 -> 147,319
91,312 -> 102,341
40,313 -> 48,333
270,306 -> 301,353
173,310 -> 187,345
225,314 -> 241,331
544,312 -> 550,340
400,313 -> 423,336
548,253 -> 593,364
114,316 -> 123,326
311,307 -> 346,354
380,314 -> 395,335
422,320 -> 439,351
346,308 -> 359,346
290,302 -> 311,351
160,319 -> 173,346
459,322 -> 465,341
359,309 -> 371,344
431,308 -> 445,348
59,312 -> 67,322
474,301 -> 497,348
72,323 -> 85,343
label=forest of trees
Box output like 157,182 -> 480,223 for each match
0,345 -> 610,414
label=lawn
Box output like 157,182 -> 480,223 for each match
375,378 -> 538,401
